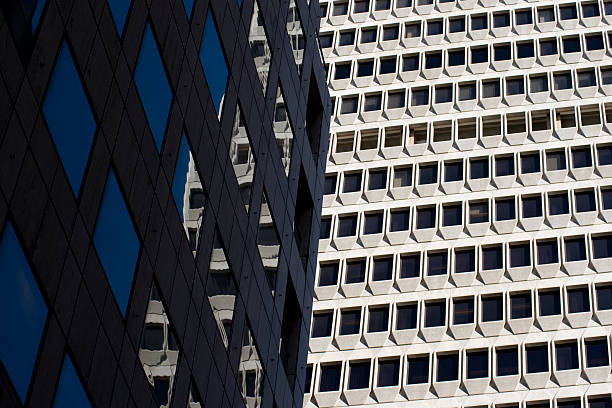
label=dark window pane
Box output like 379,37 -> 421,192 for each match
402,55 -> 419,71
573,148 -> 593,168
153,378 -> 170,406
521,153 -> 540,173
357,60 -> 374,76
563,37 -> 581,53
506,78 -> 525,95
558,401 -> 581,408
482,246 -> 503,270
596,285 -> 612,310
407,356 -> 429,384
515,10 -> 532,25
466,350 -> 488,378
449,17 -> 465,32
417,207 -> 436,229
526,345 -> 549,373
539,290 -> 561,316
494,44 -> 511,61
339,31 -> 355,46
510,244 -> 531,268
567,287 -> 590,313
379,59 -> 396,74
324,175 -> 337,195
443,204 -> 462,226
582,2 -> 600,17
361,29 -> 377,44
549,194 -> 569,215
427,20 -> 443,35
54,356 -> 91,407
346,260 -> 366,283
437,354 -> 459,381
318,263 -> 339,286
428,252 -> 447,276
540,39 -> 558,56
337,215 -> 357,237
343,173 -> 362,193
471,15 -> 487,30
494,12 -> 510,27
305,366 -> 313,393
425,301 -> 446,327
455,248 -> 475,273
589,397 -> 612,408
497,348 -> 519,376
445,162 -> 463,182
390,209 -> 410,232
368,307 -> 389,332
363,213 -> 383,235
593,235 -> 612,258
340,310 -> 361,335
400,254 -> 420,278
453,298 -> 474,324
378,359 -> 400,386
348,361 -> 371,389
565,238 -> 586,262
482,295 -> 503,321
319,365 -> 342,391
320,217 -> 332,239
517,42 -> 535,58
425,52 -> 442,69
598,146 -> 612,165
142,324 -> 164,350
334,64 -> 351,79
470,159 -> 489,179
471,47 -> 488,63
585,339 -> 609,367
510,293 -> 532,319
522,196 -> 542,218
311,312 -> 333,337
496,199 -> 516,221
382,25 -> 399,41
469,202 -> 489,224
393,167 -> 412,187
372,258 -> 393,281
575,190 -> 596,212
448,50 -> 465,66
560,4 -> 577,19
396,304 -> 418,330
496,156 -> 515,176
556,342 -> 579,370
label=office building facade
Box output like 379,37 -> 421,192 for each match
308,0 -> 612,406
0,0 -> 330,407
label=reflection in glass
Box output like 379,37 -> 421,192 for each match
238,322 -> 265,407
287,1 -> 305,75
139,284 -> 180,408
230,106 -> 255,212
248,0 -> 272,93
257,191 -> 281,293
274,88 -> 294,176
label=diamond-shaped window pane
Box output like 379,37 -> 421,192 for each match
108,0 -> 131,34
183,0 -> 194,18
53,355 -> 91,407
183,159 -> 206,255
248,0 -> 272,93
238,321 -> 265,405
0,221 -> 47,402
273,87 -> 293,176
135,24 -> 172,151
207,228 -> 237,349
257,191 -> 281,294
31,0 -> 47,33
94,170 -> 140,315
43,41 -> 96,195
201,11 -> 229,115
230,106 -> 255,213
173,134 -> 191,222
287,1 -> 305,75
139,283 -> 180,407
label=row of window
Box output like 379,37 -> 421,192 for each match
312,282 -> 612,338
307,339 -> 612,391
323,189 -> 612,238
328,144 -> 612,190
321,0 -> 612,27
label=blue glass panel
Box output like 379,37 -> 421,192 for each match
183,0 -> 194,17
238,0 -> 243,6
94,170 -> 140,315
172,134 -> 190,221
108,0 -> 130,34
43,42 -> 96,195
53,356 -> 91,408
200,12 -> 228,114
0,221 -> 47,402
31,0 -> 47,33
135,24 -> 172,151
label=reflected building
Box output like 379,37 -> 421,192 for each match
0,1 -> 330,408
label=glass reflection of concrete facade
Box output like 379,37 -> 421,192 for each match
0,0 -> 330,407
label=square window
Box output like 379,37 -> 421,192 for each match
444,161 -> 463,182
324,175 -> 337,195
586,33 -> 605,51
546,151 -> 566,171
435,85 -> 453,103
334,63 -> 351,80
497,347 -> 519,376
396,303 -> 418,330
360,28 -> 377,44
393,166 -> 412,188
425,300 -> 446,327
453,298 -> 474,325
319,262 -> 339,286
319,33 -> 333,48
400,253 -> 420,279
496,198 -> 516,221
556,342 -> 579,370
448,49 -> 465,67
482,245 -> 502,270
602,189 -> 612,210
562,37 -> 581,53
559,4 -> 578,20
340,309 -> 361,335
537,240 -> 558,264
341,96 -> 359,114
522,195 -> 543,218
470,158 -> 489,179
495,156 -> 515,176
332,2 -> 349,15
510,243 -> 531,268
425,52 -> 442,69
372,257 -> 393,281
466,350 -> 488,378
494,44 -> 511,61
506,78 -> 525,95
387,91 -> 405,109
540,39 -> 558,56
348,361 -> 370,389
572,148 -> 592,168
427,20 -> 443,36
482,295 -> 503,321
449,17 -> 465,32
404,22 -> 421,38
407,356 -> 429,384
377,359 -> 400,387
419,163 -> 438,185
567,287 -> 590,313
585,339 -> 609,367
368,306 -> 389,332
521,153 -> 540,173
530,75 -> 549,93
471,47 -> 488,63
337,214 -> 357,237
494,11 -> 510,27
459,83 -> 476,100
443,203 -> 462,227
538,7 -> 555,22
517,42 -> 535,59
363,212 -> 383,235
549,193 -> 569,215
311,312 -> 334,337
539,289 -> 561,316
379,58 -> 396,75
428,252 -> 447,276
455,248 -> 475,273
368,169 -> 387,190
357,60 -> 374,77
346,259 -> 366,284
338,30 -> 356,46
565,237 -> 586,262
363,94 -> 382,112
575,190 -> 596,212
417,207 -> 436,229
319,364 -> 342,392
382,25 -> 399,41
596,284 -> 612,310
320,217 -> 331,239
526,345 -> 549,373
353,0 -> 370,13
592,235 -> 612,258
411,88 -> 429,106
515,9 -> 533,25
582,2 -> 600,17
471,14 -> 488,30
598,146 -> 612,165
589,397 -> 612,408
343,172 -> 362,193
483,80 -> 500,98
578,70 -> 597,88
437,353 -> 459,381
511,292 -> 532,319
375,0 -> 391,10
469,201 -> 489,224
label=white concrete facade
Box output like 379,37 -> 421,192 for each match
307,0 -> 612,406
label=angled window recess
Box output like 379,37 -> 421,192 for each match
201,11 -> 229,115
274,86 -> 294,176
43,41 -> 96,195
53,355 -> 91,407
238,320 -> 265,404
94,170 -> 140,315
207,227 -> 238,348
31,0 -> 47,33
139,282 -> 180,407
287,1 -> 305,75
0,221 -> 47,402
230,105 -> 256,211
172,134 -> 191,222
108,0 -> 131,34
249,0 -> 272,93
257,190 -> 282,294
135,24 -> 172,151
